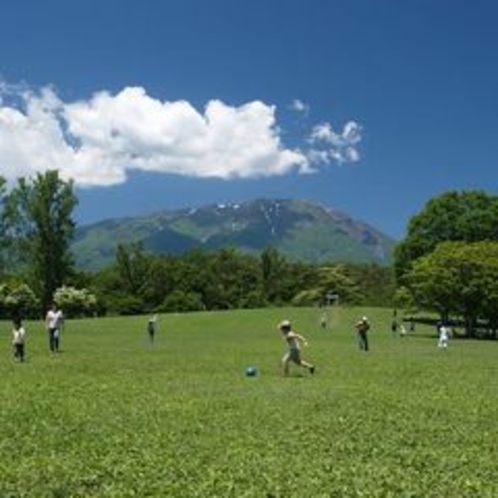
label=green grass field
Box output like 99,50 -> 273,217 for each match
1,307 -> 497,497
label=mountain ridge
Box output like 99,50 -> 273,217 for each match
72,198 -> 396,270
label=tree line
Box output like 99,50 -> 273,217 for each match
2,170 -> 498,337
0,171 -> 395,319
92,244 -> 395,315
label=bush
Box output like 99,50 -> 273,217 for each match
159,290 -> 204,313
2,283 -> 40,319
54,286 -> 99,318
103,294 -> 146,316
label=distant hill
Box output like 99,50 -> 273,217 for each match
72,199 -> 396,271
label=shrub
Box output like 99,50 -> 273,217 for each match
53,286 -> 99,318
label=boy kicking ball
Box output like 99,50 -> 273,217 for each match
279,319 -> 316,376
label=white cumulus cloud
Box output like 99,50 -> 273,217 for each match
0,83 -> 362,187
308,121 -> 363,164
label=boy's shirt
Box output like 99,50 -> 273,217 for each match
13,328 -> 26,344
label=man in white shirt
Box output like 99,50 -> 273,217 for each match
46,303 -> 64,352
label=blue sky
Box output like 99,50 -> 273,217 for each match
1,0 -> 497,239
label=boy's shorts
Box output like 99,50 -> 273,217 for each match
285,348 -> 301,364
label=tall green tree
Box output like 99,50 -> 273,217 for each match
342,263 -> 396,306
141,255 -> 178,309
174,249 -> 214,308
394,190 -> 498,279
291,264 -> 360,306
5,170 -> 78,310
115,242 -> 152,296
260,246 -> 289,304
208,248 -> 261,309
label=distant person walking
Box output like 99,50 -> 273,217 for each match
279,319 -> 315,376
320,312 -> 328,330
12,318 -> 26,362
355,316 -> 371,351
147,315 -> 157,344
391,309 -> 398,336
46,303 -> 64,352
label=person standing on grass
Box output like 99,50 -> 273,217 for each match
45,303 -> 64,352
400,323 -> 407,337
355,316 -> 371,351
320,312 -> 328,330
12,318 -> 26,362
438,323 -> 450,349
279,319 -> 315,376
147,315 -> 157,344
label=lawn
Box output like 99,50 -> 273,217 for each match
1,306 -> 497,497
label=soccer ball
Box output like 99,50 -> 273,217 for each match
245,366 -> 258,377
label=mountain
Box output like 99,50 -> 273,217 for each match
72,199 -> 396,271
